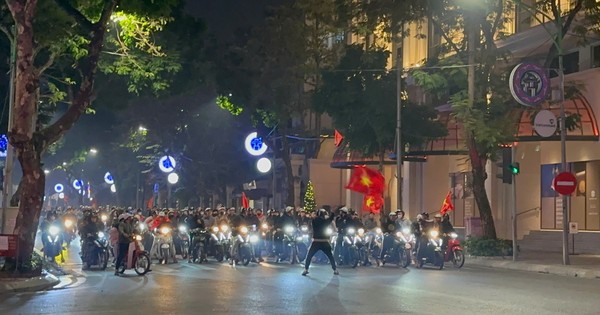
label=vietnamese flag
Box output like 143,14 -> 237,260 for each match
242,192 -> 250,209
440,190 -> 455,215
363,194 -> 384,214
345,166 -> 385,195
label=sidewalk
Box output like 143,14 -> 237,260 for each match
0,271 -> 60,293
468,250 -> 600,279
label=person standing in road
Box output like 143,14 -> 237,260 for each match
115,214 -> 134,276
302,209 -> 338,276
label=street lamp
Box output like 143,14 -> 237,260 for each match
167,173 -> 179,185
256,157 -> 272,173
89,148 -> 98,155
44,169 -> 50,175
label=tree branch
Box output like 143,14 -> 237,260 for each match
35,52 -> 56,75
428,13 -> 463,58
543,0 -> 584,68
54,0 -> 94,32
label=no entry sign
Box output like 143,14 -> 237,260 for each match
553,172 -> 577,195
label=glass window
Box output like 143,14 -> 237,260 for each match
549,51 -> 579,78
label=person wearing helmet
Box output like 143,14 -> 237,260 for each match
395,210 -> 412,231
333,207 -> 350,265
115,214 -> 134,276
379,211 -> 398,261
302,209 -> 338,276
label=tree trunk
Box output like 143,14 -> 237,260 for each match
281,134 -> 295,206
468,138 -> 497,239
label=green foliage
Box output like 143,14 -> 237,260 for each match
303,180 -> 317,212
464,236 -> 513,257
216,95 -> 243,116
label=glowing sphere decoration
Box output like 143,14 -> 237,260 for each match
110,184 -> 117,193
73,179 -> 84,190
167,172 -> 179,185
244,132 -> 268,156
159,155 -> 176,173
54,184 -> 64,193
104,172 -> 114,185
58,193 -> 65,199
256,157 -> 272,173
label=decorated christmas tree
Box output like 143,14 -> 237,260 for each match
303,180 -> 317,212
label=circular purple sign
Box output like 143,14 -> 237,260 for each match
509,63 -> 550,107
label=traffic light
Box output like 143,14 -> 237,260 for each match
496,147 -> 513,184
509,162 -> 520,175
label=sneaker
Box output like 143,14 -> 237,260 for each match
302,270 -> 309,276
333,270 -> 339,275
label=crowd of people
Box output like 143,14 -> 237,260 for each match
39,204 -> 455,276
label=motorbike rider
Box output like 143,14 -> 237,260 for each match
187,213 -> 206,263
80,215 -> 101,269
245,209 -> 263,262
415,213 -> 433,261
395,210 -> 412,231
115,213 -> 134,276
297,209 -> 311,227
40,212 -> 59,251
333,207 -> 350,264
302,209 -> 338,276
379,212 -> 398,261
203,208 -> 215,228
228,209 -> 245,264
363,212 -> 378,230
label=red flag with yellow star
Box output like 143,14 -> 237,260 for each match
363,193 -> 384,214
345,166 -> 385,195
440,190 -> 454,215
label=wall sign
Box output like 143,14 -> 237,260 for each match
509,63 -> 550,107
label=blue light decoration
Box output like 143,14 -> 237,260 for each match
0,134 -> 8,158
158,155 -> 176,173
244,132 -> 268,156
54,184 -> 64,193
104,172 -> 114,185
73,179 -> 84,190
153,183 -> 159,193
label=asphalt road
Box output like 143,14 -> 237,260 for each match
2,243 -> 600,315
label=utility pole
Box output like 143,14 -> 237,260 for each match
1,28 -> 16,234
395,44 -> 403,214
511,146 -> 518,261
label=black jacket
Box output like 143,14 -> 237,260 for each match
312,216 -> 334,240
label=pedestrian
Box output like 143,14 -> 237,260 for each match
115,213 -> 134,276
302,208 -> 338,276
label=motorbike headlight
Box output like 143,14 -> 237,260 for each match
101,214 -> 108,222
284,226 -> 294,234
135,235 -> 142,241
376,228 -> 382,234
347,228 -> 356,235
241,226 -> 249,234
249,235 -> 259,243
139,223 -> 147,231
212,226 -> 219,233
49,226 -> 60,236
98,232 -> 105,238
64,220 -> 73,228
301,225 -> 308,232
160,227 -> 171,235
220,225 -> 229,232
325,227 -> 333,236
296,236 -> 304,241
402,228 -> 410,235
430,230 -> 439,238
261,223 -> 268,230
178,225 -> 187,233
358,228 -> 365,235
450,232 -> 458,239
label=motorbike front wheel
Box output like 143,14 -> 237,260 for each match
349,246 -> 359,268
181,241 -> 189,259
452,249 -> 465,268
161,248 -> 170,264
434,251 -> 444,270
399,249 -> 411,268
135,253 -> 151,275
240,246 -> 251,266
99,249 -> 109,270
215,245 -> 224,262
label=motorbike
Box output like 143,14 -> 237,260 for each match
81,231 -> 109,270
43,225 -> 65,263
99,212 -> 110,231
380,228 -> 411,268
63,218 -> 77,247
116,234 -> 151,276
277,225 -> 306,264
152,225 -> 177,264
207,226 -> 226,262
417,230 -> 444,270
231,225 -> 258,266
342,227 -> 366,268
190,228 -> 210,263
219,224 -> 232,261
177,225 -> 190,259
444,232 -> 465,268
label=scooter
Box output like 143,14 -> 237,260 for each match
177,225 -> 190,259
81,231 -> 109,270
116,234 -> 151,276
190,228 -> 210,263
381,228 -> 411,268
231,226 -> 258,266
278,225 -> 303,264
444,232 -> 465,268
416,230 -> 444,270
43,225 -> 65,263
152,225 -> 177,264
63,218 -> 77,247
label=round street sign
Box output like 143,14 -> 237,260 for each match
509,63 -> 550,107
553,172 -> 577,195
533,110 -> 557,138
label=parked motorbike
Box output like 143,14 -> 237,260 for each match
444,232 -> 465,268
81,231 -> 109,270
43,225 -> 65,263
381,228 -> 411,268
116,234 -> 151,276
417,230 -> 444,270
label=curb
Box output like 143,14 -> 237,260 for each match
0,271 -> 60,293
468,258 -> 600,280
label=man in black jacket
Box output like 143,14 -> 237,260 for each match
302,209 -> 338,276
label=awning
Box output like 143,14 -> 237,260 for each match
330,143 -> 427,169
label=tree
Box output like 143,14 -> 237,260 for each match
314,45 -> 446,167
4,0 -> 180,272
303,180 -> 316,212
